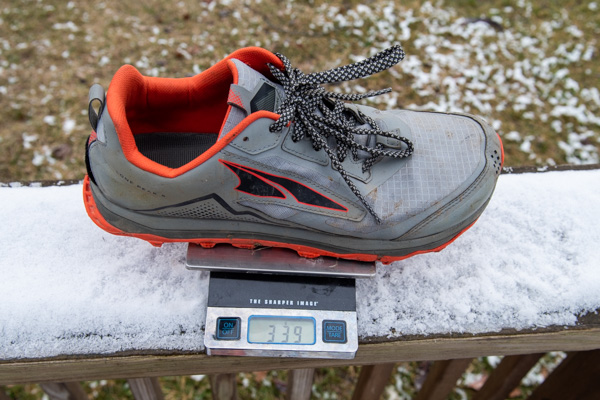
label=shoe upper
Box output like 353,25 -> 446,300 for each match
86,46 -> 502,242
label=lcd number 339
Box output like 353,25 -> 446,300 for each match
268,323 -> 303,343
248,317 -> 315,345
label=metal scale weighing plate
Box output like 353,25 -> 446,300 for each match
186,244 -> 376,359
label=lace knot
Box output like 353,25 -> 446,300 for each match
266,45 -> 413,224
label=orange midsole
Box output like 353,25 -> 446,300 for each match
83,175 -> 477,264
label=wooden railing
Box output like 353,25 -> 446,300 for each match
1,311 -> 599,399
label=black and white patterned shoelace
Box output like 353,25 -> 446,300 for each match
268,45 -> 414,224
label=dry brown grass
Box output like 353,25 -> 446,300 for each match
1,0 -> 598,182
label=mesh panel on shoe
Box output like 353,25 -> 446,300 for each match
373,112 -> 482,220
251,84 -> 277,113
327,112 -> 483,231
154,202 -> 260,222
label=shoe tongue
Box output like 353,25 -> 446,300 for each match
219,59 -> 284,137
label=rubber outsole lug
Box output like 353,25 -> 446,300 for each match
297,251 -> 321,259
232,243 -> 256,250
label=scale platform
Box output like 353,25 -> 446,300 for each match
186,243 -> 376,278
186,244 -> 376,359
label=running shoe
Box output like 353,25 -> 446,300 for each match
83,45 -> 503,264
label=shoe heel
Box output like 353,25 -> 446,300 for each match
83,175 -> 128,236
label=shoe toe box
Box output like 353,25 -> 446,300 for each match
372,110 -> 502,238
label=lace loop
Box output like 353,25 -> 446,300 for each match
267,45 -> 414,224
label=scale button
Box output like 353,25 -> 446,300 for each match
322,320 -> 347,343
216,317 -> 241,340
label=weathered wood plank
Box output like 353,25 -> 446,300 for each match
415,358 -> 472,400
209,373 -> 238,400
501,163 -> 600,174
351,363 -> 395,400
39,382 -> 88,400
527,350 -> 600,400
472,353 -> 544,400
128,377 -> 164,400
1,326 -> 599,385
287,368 -> 314,400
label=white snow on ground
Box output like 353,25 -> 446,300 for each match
0,170 -> 599,359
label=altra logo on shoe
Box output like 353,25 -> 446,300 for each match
220,159 -> 348,212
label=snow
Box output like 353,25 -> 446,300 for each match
51,22 -> 79,32
358,170 -> 600,337
1,170 -> 600,360
42,115 -> 56,126
62,118 -> 76,135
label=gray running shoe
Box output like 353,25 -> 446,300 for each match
84,45 -> 503,263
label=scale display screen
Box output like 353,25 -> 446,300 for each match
248,316 -> 316,345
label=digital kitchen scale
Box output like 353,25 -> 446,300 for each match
186,244 -> 376,359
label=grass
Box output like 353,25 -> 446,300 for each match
0,0 -> 596,397
0,0 -> 598,181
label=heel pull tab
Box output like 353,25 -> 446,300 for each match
88,84 -> 105,131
